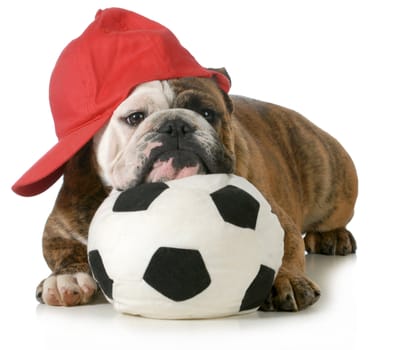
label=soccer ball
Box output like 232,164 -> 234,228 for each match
88,174 -> 284,319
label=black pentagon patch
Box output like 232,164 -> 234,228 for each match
143,247 -> 211,302
113,182 -> 169,212
239,264 -> 275,311
88,250 -> 113,300
210,185 -> 260,229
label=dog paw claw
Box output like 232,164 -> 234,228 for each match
305,229 -> 356,256
261,269 -> 320,312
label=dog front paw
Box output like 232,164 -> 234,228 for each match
261,269 -> 320,312
36,272 -> 97,306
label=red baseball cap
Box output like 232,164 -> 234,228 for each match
12,8 -> 230,196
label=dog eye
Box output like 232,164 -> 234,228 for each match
201,109 -> 217,123
124,111 -> 146,126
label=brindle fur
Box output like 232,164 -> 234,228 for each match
38,75 -> 358,311
36,144 -> 108,303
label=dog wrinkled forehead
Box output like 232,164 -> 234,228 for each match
109,77 -> 232,133
116,76 -> 230,115
113,80 -> 176,118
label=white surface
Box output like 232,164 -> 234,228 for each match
1,1 -> 415,349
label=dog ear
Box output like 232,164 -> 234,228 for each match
209,67 -> 232,88
208,67 -> 233,114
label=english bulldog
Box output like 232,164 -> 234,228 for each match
36,71 -> 358,311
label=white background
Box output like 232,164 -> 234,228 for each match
1,0 -> 415,349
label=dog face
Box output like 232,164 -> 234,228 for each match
93,77 -> 235,190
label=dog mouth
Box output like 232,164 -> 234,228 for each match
141,150 -> 208,183
131,132 -> 234,187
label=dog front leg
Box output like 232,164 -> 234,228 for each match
35,143 -> 108,306
36,214 -> 97,306
261,204 -> 320,311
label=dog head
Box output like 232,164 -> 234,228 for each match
93,73 -> 235,190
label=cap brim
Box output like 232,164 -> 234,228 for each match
12,115 -> 109,197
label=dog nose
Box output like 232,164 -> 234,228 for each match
157,119 -> 194,137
